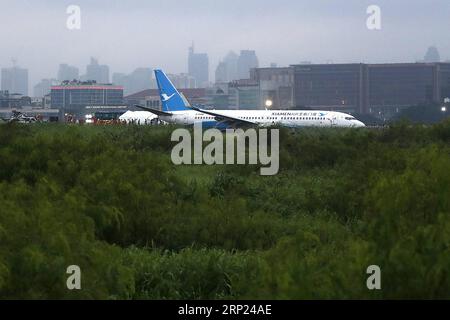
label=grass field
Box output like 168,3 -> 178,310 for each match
0,121 -> 449,299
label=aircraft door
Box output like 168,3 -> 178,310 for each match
331,116 -> 338,127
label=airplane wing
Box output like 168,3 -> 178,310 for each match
134,105 -> 172,117
190,106 -> 257,127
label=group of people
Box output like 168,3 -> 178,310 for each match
119,118 -> 161,126
94,118 -> 161,126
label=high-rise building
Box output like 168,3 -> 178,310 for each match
57,64 -> 79,81
168,73 -> 197,89
112,68 -> 154,95
34,79 -> 59,97
224,51 -> 239,82
130,68 -> 153,92
85,57 -> 110,83
1,66 -> 29,96
237,50 -> 259,80
214,51 -> 239,83
112,73 -> 127,87
215,62 -> 228,83
188,44 -> 209,87
424,46 -> 441,63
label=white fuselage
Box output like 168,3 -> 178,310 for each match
159,110 -> 365,128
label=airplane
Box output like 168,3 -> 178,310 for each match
136,69 -> 366,129
118,110 -> 158,125
6,111 -> 38,123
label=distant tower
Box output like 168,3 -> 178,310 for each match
224,51 -> 239,82
188,43 -> 209,87
86,57 -> 109,83
189,41 -> 194,56
215,61 -> 227,83
188,42 -> 195,78
237,50 -> 259,79
424,46 -> 441,63
1,59 -> 28,96
58,64 -> 79,82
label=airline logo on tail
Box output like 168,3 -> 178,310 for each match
161,93 -> 176,102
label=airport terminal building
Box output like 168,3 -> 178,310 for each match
50,81 -> 125,121
291,62 -> 450,119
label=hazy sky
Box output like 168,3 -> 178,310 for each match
1,0 -> 450,89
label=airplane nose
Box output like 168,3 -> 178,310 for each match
357,121 -> 366,127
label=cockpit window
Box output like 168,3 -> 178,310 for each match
345,117 -> 356,120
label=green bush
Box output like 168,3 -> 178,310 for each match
0,120 -> 449,299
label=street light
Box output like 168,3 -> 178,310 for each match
265,99 -> 273,109
442,97 -> 449,113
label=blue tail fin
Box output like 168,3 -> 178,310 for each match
154,69 -> 190,112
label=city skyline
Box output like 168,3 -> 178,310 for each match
1,0 -> 450,90
1,44 -> 448,98
3,46 -> 264,96
2,43 -> 448,97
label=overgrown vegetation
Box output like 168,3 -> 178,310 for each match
0,120 -> 449,299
